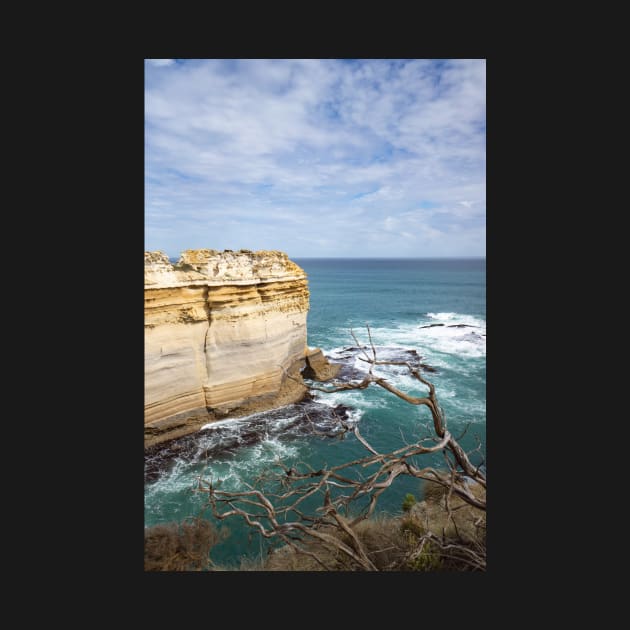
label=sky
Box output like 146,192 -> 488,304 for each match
145,59 -> 485,259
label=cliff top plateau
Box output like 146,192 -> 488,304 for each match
145,249 -> 306,288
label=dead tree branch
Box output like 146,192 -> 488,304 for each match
197,328 -> 486,570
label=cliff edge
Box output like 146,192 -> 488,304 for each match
145,249 -> 340,447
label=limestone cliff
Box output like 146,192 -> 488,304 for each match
145,249 -> 339,447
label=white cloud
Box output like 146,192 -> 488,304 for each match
147,59 -> 175,67
145,59 -> 485,257
383,216 -> 398,232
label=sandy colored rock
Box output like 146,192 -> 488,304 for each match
303,348 -> 342,381
145,249 -> 337,447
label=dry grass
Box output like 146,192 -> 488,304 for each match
144,518 -> 227,571
421,478 -> 449,503
252,480 -> 486,571
144,481 -> 486,571
410,478 -> 486,544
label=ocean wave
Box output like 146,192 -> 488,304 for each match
420,331 -> 485,358
327,327 -> 484,367
349,317 -> 485,359
313,323 -> 485,431
145,400 -> 359,486
145,436 -> 303,503
314,389 -> 389,412
426,311 -> 484,325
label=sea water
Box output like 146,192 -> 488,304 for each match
144,258 -> 486,568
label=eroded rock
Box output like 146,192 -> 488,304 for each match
145,249 -> 338,447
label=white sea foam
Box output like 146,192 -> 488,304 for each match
313,390 -> 371,413
327,345 -> 371,361
315,391 -> 398,427
145,459 -> 202,500
327,313 -> 485,362
344,408 -> 363,426
427,312 -> 484,324
421,330 -> 485,358
310,314 -> 486,433
199,406 -> 295,431
207,438 -> 301,491
146,397 -> 364,505
200,418 -> 239,431
365,317 -> 485,360
272,414 -> 302,429
147,433 -> 303,501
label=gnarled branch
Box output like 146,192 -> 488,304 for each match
198,327 -> 485,570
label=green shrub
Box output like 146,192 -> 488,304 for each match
400,516 -> 425,540
402,493 -> 416,512
407,541 -> 442,571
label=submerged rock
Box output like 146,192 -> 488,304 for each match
144,401 -> 354,484
329,345 -> 437,377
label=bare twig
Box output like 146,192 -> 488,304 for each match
198,328 -> 486,571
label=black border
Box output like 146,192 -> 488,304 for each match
70,52 -> 557,601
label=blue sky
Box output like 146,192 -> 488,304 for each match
145,59 -> 485,258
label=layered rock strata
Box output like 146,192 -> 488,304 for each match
145,249 -> 339,447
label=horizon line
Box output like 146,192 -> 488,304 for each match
162,254 -> 486,260
290,256 -> 486,259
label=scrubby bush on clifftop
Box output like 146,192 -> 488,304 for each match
144,518 -> 226,571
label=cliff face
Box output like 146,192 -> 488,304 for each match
145,249 -> 337,447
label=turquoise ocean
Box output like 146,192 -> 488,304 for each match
144,258 -> 486,567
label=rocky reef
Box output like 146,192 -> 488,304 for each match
145,249 -> 340,447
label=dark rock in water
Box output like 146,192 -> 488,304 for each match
144,343 -> 443,485
330,346 -> 439,382
144,400 -> 356,484
335,346 -> 368,359
327,404 -> 352,421
420,323 -> 481,330
144,432 -> 202,483
330,345 -> 437,375
335,362 -> 364,381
